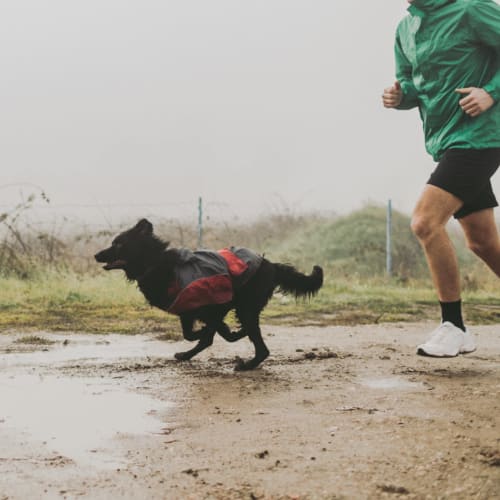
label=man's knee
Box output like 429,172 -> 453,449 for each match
466,237 -> 497,259
411,185 -> 462,242
411,214 -> 440,242
460,210 -> 500,260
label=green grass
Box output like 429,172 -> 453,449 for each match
1,206 -> 499,336
0,269 -> 498,337
0,271 -> 179,335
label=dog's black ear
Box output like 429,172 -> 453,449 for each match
135,218 -> 153,235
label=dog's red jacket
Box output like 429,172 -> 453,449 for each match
166,247 -> 262,315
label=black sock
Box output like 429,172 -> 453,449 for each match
439,300 -> 465,331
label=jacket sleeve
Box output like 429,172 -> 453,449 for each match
467,0 -> 500,102
394,31 -> 420,110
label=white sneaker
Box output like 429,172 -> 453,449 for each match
417,322 -> 476,357
460,328 -> 476,354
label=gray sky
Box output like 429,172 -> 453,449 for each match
1,1 -> 497,225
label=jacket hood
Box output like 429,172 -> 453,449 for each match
408,0 -> 455,13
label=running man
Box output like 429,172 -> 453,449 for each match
383,0 -> 500,357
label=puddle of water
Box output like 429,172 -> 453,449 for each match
0,334 -> 178,369
359,377 -> 423,390
0,373 -> 170,469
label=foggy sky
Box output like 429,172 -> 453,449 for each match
1,1 -> 497,224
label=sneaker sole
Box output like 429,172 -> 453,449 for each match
416,347 -> 459,357
459,346 -> 477,355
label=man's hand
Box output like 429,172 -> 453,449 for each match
456,87 -> 494,117
382,81 -> 403,108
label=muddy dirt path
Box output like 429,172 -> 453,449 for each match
0,323 -> 499,499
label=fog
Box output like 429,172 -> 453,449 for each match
1,1 -> 496,225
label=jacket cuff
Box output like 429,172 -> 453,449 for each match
396,83 -> 419,110
483,82 -> 499,103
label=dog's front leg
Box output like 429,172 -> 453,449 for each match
174,316 -> 216,361
178,315 -> 210,341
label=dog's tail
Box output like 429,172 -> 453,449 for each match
273,263 -> 323,298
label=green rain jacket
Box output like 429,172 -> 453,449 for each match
395,0 -> 500,160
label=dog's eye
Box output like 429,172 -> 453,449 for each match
113,242 -> 123,250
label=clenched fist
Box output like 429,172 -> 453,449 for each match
456,87 -> 495,117
382,81 -> 403,108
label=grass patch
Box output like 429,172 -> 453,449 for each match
1,206 -> 498,335
0,269 -> 498,336
261,277 -> 439,326
0,271 -> 179,336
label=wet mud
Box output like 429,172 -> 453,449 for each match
0,323 -> 499,499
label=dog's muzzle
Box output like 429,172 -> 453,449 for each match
94,250 -> 127,271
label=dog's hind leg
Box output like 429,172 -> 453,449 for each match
233,314 -> 269,371
216,322 -> 248,343
174,316 -> 216,361
174,330 -> 215,361
174,333 -> 215,361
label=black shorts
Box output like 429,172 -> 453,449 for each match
427,148 -> 500,219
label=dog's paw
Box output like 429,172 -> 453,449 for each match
174,352 -> 191,361
233,356 -> 246,371
234,352 -> 269,371
234,356 -> 257,371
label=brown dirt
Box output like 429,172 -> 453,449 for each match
0,322 -> 499,499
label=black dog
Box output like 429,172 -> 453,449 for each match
95,219 -> 323,370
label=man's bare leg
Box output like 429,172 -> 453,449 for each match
459,208 -> 500,277
411,185 -> 478,356
411,185 -> 464,302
